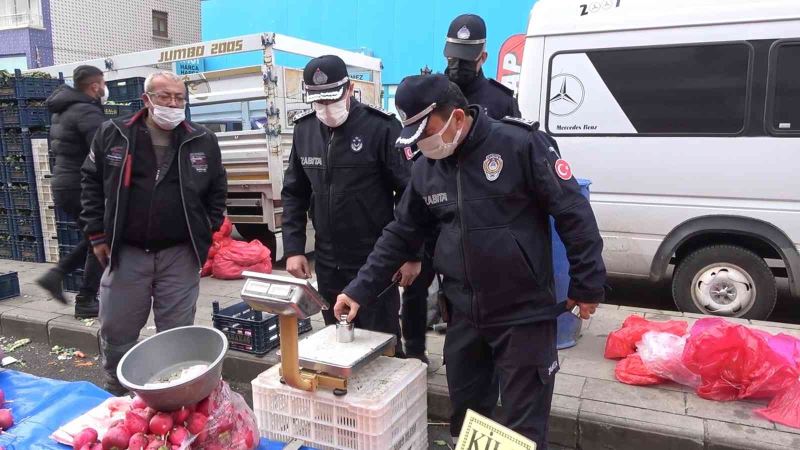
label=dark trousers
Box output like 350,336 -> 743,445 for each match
401,245 -> 436,355
315,262 -> 403,354
445,312 -> 558,449
53,189 -> 102,296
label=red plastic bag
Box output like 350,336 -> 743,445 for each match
605,315 -> 689,359
756,380 -> 800,429
190,381 -> 259,449
203,217 -> 234,277
214,216 -> 233,240
212,239 -> 272,280
682,322 -> 799,401
615,354 -> 667,386
638,331 -> 701,388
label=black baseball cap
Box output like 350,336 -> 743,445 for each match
303,55 -> 350,103
394,74 -> 451,148
73,65 -> 103,85
444,14 -> 487,61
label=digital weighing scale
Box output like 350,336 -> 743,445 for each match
239,272 -> 396,394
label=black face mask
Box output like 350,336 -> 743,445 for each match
446,58 -> 478,88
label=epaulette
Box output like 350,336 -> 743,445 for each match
364,104 -> 395,119
292,109 -> 315,124
501,116 -> 540,130
489,78 -> 515,97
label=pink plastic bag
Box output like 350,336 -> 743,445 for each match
615,354 -> 667,386
190,381 -> 259,450
638,331 -> 701,388
212,239 -> 272,280
605,315 -> 689,359
682,321 -> 799,401
755,380 -> 800,429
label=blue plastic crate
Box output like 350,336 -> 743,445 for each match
0,130 -> 47,156
0,211 -> 11,234
0,100 -> 50,128
0,234 -> 13,259
13,237 -> 45,262
107,78 -> 146,102
56,220 -> 82,246
212,301 -> 280,355
2,161 -> 36,184
12,212 -> 42,237
0,271 -> 19,300
0,70 -> 63,100
4,186 -> 38,210
103,102 -> 141,119
63,269 -> 83,293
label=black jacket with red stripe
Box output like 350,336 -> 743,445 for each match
80,109 -> 227,269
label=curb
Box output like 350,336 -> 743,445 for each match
33,309 -> 800,450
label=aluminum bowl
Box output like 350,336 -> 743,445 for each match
117,326 -> 228,411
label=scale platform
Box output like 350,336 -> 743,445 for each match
297,325 -> 396,378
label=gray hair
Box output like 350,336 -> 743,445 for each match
144,71 -> 184,92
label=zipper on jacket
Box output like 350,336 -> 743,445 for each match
143,168 -> 161,251
325,129 -> 339,269
177,133 -> 206,268
456,157 -> 475,322
108,122 -> 131,268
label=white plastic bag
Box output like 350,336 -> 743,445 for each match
637,331 -> 701,388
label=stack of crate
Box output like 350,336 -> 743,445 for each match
103,77 -> 145,119
0,70 -> 63,262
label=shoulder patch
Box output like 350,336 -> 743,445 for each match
364,104 -> 395,119
489,78 -> 515,97
292,109 -> 315,124
501,116 -> 540,131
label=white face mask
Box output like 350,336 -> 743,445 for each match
313,96 -> 349,128
100,86 -> 109,104
147,95 -> 185,130
416,111 -> 464,160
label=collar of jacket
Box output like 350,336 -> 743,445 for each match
454,105 -> 490,158
111,108 -> 205,143
458,69 -> 488,97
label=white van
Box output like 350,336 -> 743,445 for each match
518,0 -> 800,319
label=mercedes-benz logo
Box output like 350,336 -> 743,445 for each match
549,74 -> 585,117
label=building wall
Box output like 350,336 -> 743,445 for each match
200,0 -> 536,85
49,0 -> 201,64
0,0 -> 54,70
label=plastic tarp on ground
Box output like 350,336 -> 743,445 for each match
0,370 -> 315,449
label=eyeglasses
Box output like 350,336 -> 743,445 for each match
147,91 -> 187,105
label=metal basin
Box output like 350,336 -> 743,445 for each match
117,326 -> 228,411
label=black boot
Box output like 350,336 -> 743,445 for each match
74,292 -> 100,319
103,374 -> 128,396
36,269 -> 67,304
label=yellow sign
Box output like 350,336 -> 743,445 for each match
456,410 -> 537,450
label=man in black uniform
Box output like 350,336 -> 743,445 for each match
444,13 -> 520,119
282,55 -> 420,353
335,75 -> 606,448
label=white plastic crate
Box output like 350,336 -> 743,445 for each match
43,235 -> 59,264
252,356 -> 427,450
30,138 -> 51,178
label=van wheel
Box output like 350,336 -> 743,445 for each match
234,224 -> 277,264
672,245 -> 776,320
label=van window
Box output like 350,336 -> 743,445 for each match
769,42 -> 800,135
547,43 -> 751,136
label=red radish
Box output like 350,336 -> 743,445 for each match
167,425 -> 188,445
244,429 -> 255,448
145,440 -> 168,450
78,445 -> 91,450
171,406 -> 190,425
149,412 -> 173,436
196,397 -> 213,416
91,444 -> 103,450
128,432 -> 149,450
125,409 -> 149,434
72,427 -> 98,449
186,412 -> 208,435
0,409 -> 13,430
216,415 -> 234,433
102,425 -> 131,450
131,396 -> 147,410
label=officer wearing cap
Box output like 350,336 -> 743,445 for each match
281,55 -> 421,353
334,75 -> 606,447
445,13 -> 520,120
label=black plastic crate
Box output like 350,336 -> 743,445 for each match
56,220 -> 82,246
0,234 -> 13,259
12,212 -> 42,237
13,237 -> 45,262
103,103 -> 141,119
4,186 -> 38,210
0,272 -> 19,300
212,301 -> 280,355
63,269 -> 83,293
107,78 -> 146,102
0,100 -> 50,128
298,317 -> 313,335
0,70 -> 62,100
0,209 -> 11,234
2,161 -> 36,184
0,129 -> 48,156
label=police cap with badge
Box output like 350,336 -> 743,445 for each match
303,55 -> 350,103
444,14 -> 486,61
394,74 -> 451,149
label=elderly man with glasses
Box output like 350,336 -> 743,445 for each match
80,71 -> 227,395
